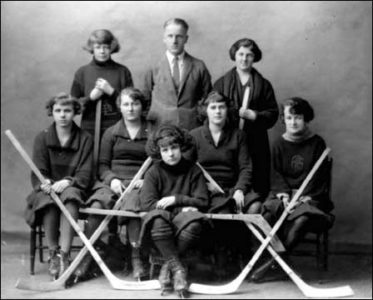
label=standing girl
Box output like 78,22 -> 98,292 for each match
214,38 -> 279,198
70,29 -> 134,246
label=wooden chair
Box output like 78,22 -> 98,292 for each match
292,157 -> 334,271
29,219 -> 85,275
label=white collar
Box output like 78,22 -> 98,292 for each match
166,51 -> 185,64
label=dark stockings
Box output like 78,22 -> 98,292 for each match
43,201 -> 79,253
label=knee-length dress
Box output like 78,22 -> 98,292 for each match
214,67 -> 278,196
189,123 -> 262,213
86,119 -> 149,218
139,158 -> 209,248
262,134 -> 334,229
25,122 -> 93,226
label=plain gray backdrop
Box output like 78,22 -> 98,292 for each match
1,1 -> 372,246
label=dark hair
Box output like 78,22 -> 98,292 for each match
46,93 -> 81,116
146,124 -> 194,159
229,38 -> 262,62
280,97 -> 315,122
197,91 -> 234,125
83,29 -> 120,54
163,18 -> 189,32
116,87 -> 146,111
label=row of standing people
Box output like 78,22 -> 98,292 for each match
24,18 -> 334,296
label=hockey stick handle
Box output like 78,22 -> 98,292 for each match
93,99 -> 102,175
239,86 -> 250,130
196,162 -> 224,194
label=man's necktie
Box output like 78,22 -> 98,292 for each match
172,55 -> 180,91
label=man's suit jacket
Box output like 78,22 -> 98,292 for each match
141,52 -> 212,131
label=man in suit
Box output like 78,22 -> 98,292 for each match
141,18 -> 212,131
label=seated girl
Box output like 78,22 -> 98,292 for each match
189,90 -> 264,275
250,97 -> 334,282
25,93 -> 93,280
139,124 -> 209,297
189,90 -> 262,214
74,88 -> 150,282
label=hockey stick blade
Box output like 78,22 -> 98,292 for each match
247,222 -> 354,298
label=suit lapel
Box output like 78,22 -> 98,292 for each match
159,55 -> 178,97
178,52 -> 193,98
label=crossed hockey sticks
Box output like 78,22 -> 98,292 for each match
192,159 -> 354,297
7,129 -> 353,297
6,130 -> 161,291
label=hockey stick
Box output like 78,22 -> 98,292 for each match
188,148 -> 331,294
6,130 -> 160,291
246,221 -> 354,297
239,86 -> 250,130
93,99 -> 102,176
15,155 -> 153,291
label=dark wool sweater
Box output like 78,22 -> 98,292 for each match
140,158 -> 209,212
31,122 -> 94,191
189,123 -> 252,194
70,58 -> 133,137
271,134 -> 330,203
98,119 -> 149,186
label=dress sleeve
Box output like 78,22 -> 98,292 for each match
98,128 -> 117,185
233,131 -> 252,194
302,137 -> 329,199
70,69 -> 91,111
31,132 -> 51,191
174,167 -> 209,211
139,68 -> 154,116
271,142 -> 291,194
140,166 -> 161,211
251,80 -> 279,130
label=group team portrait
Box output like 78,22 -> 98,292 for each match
1,1 -> 372,299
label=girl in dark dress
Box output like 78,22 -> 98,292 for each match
73,88 -> 150,281
25,93 -> 93,280
189,91 -> 263,276
214,38 -> 279,198
140,124 -> 209,296
249,97 -> 334,282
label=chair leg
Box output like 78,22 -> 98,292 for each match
316,233 -> 322,270
322,230 -> 329,271
30,227 -> 36,275
37,225 -> 44,263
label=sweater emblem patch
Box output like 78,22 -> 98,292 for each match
291,155 -> 304,173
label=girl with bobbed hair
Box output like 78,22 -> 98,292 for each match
73,87 -> 151,282
45,93 -> 82,116
189,90 -> 263,276
249,97 -> 334,282
83,29 -> 120,54
214,38 -> 279,199
70,28 -> 133,142
139,124 -> 209,296
71,28 -> 134,249
25,92 -> 93,280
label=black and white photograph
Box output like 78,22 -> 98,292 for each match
1,1 -> 372,299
